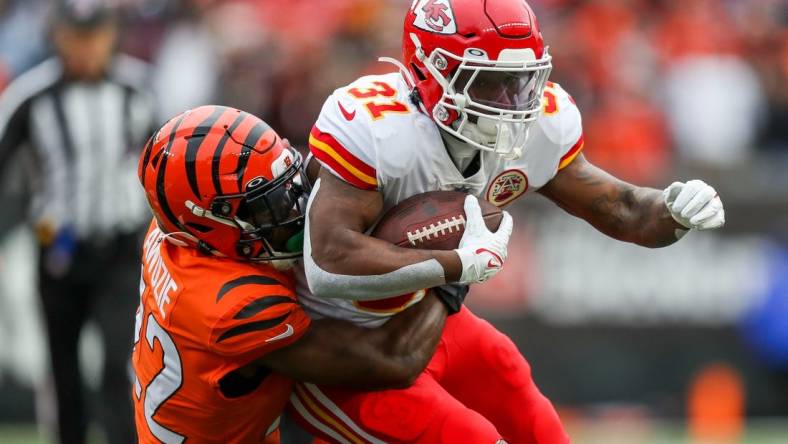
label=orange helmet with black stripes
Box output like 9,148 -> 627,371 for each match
138,105 -> 309,262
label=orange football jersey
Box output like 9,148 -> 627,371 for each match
132,221 -> 311,443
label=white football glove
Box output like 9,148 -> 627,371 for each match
662,180 -> 725,238
454,195 -> 514,285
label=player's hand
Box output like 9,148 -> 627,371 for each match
662,180 -> 725,237
454,195 -> 513,284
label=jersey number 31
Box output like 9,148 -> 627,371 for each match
347,81 -> 409,120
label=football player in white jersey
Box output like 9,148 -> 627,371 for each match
289,1 -> 726,443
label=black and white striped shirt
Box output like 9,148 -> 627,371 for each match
0,55 -> 156,241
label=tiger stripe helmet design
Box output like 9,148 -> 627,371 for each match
138,105 -> 309,262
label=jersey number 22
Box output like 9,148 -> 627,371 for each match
133,278 -> 186,444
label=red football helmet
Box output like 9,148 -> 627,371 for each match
138,105 -> 309,263
397,0 -> 552,159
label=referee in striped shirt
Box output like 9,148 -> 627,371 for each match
0,2 -> 155,442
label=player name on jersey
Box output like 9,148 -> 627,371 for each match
143,227 -> 178,319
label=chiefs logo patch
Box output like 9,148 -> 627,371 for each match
412,0 -> 456,34
486,170 -> 529,207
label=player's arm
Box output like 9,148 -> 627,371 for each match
538,153 -> 725,247
305,169 -> 512,299
308,169 -> 461,285
259,292 -> 448,390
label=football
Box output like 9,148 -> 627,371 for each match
371,191 -> 503,250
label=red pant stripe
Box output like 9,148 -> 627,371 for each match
291,383 -> 386,444
302,383 -> 387,444
288,393 -> 350,443
292,383 -> 361,444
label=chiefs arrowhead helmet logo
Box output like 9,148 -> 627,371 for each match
412,0 -> 456,35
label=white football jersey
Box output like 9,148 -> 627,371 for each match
298,72 -> 583,326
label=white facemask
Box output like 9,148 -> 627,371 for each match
455,115 -> 526,161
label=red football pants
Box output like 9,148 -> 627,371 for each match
288,306 -> 569,444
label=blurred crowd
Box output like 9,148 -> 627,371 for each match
2,0 -> 786,184
542,0 -> 788,182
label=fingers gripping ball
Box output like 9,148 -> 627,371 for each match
370,191 -> 505,310
456,195 -> 514,284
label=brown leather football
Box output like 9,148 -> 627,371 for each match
371,191 -> 503,250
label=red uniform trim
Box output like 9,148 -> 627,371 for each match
558,134 -> 584,170
309,126 -> 378,190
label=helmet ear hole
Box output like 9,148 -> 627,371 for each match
237,243 -> 253,258
210,201 -> 233,217
233,203 -> 249,222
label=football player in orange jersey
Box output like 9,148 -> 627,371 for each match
133,105 -> 455,444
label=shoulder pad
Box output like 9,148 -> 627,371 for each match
208,271 -> 309,357
539,82 -> 584,169
309,73 -> 415,190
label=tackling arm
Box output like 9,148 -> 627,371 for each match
539,154 -> 683,248
259,292 -> 447,390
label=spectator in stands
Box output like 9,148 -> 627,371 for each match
0,0 -> 48,87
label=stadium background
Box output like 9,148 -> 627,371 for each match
0,0 -> 787,442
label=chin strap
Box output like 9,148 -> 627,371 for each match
160,230 -> 226,258
381,32 -> 427,88
378,57 -> 416,88
378,55 -> 431,116
160,231 -> 197,248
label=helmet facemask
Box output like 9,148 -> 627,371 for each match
190,150 -> 310,266
420,44 -> 552,160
